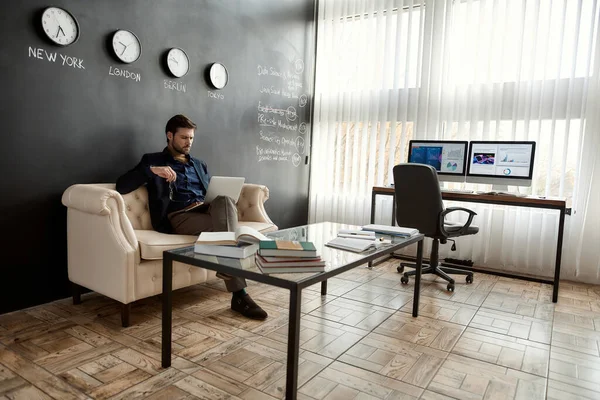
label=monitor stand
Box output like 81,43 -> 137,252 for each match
489,184 -> 520,196
491,184 -> 509,193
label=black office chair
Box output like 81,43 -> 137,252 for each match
393,163 -> 478,291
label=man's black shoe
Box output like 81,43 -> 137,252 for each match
231,294 -> 268,320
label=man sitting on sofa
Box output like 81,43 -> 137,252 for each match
116,114 -> 267,320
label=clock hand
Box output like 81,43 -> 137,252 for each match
58,26 -> 65,37
169,57 -> 179,65
55,26 -> 61,38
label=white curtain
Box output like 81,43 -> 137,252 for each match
310,0 -> 600,281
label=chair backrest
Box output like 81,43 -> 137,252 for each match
393,163 -> 444,236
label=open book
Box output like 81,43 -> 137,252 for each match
196,226 -> 273,246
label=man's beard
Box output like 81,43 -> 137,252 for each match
173,143 -> 190,155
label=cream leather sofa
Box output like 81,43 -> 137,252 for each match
61,183 -> 277,326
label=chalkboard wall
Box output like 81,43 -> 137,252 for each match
0,0 -> 315,314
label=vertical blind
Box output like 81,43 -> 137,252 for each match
310,0 -> 600,281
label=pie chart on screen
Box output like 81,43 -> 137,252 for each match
447,162 -> 458,171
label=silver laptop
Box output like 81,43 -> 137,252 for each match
204,176 -> 245,204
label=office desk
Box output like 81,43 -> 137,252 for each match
371,186 -> 566,303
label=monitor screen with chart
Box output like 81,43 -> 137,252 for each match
466,141 -> 536,186
407,140 -> 468,182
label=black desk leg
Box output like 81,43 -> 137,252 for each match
369,191 -> 377,268
321,280 -> 327,295
412,239 -> 423,317
286,286 -> 302,400
553,208 -> 566,303
161,255 -> 173,368
391,193 -> 396,226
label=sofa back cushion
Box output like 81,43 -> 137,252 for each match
121,186 -> 153,230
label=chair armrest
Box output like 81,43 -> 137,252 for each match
439,207 -> 477,236
237,183 -> 276,225
62,184 -> 137,249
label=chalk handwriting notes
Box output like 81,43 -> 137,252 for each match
28,46 -> 85,70
164,80 -> 186,93
298,122 -> 307,135
207,90 -> 224,100
285,106 -> 297,122
299,94 -> 308,107
256,59 -> 307,167
295,137 -> 305,154
292,153 -> 302,167
108,66 -> 141,82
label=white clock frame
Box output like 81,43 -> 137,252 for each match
41,6 -> 80,46
209,62 -> 229,89
111,29 -> 142,64
166,48 -> 190,78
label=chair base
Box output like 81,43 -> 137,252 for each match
398,262 -> 473,292
71,282 -> 131,327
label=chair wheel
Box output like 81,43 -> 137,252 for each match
447,283 -> 455,292
401,275 -> 409,284
397,266 -> 404,273
466,275 -> 473,284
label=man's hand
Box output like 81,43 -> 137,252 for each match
150,166 -> 177,182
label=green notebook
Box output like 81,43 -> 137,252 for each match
259,240 -> 317,257
259,240 -> 316,251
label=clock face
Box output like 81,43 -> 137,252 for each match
209,63 -> 228,89
41,7 -> 79,46
166,48 -> 189,78
112,30 -> 142,64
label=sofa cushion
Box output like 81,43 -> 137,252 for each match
135,230 -> 196,260
238,221 -> 278,233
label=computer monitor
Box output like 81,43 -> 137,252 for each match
407,140 -> 468,182
466,141 -> 536,188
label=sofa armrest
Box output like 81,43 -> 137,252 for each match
62,184 -> 137,249
237,184 -> 276,225
62,184 -> 140,304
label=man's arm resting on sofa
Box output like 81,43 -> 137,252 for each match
116,154 -> 154,194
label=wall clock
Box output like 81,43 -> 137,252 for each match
41,6 -> 80,46
208,62 -> 229,89
166,48 -> 190,78
111,30 -> 142,64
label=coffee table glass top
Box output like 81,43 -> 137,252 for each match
166,222 -> 422,285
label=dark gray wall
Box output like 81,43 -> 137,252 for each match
0,0 -> 314,314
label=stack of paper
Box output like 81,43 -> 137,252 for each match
361,224 -> 419,237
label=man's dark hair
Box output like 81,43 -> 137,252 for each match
165,114 -> 197,142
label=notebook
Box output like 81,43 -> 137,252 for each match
361,224 -> 419,237
326,237 -> 382,253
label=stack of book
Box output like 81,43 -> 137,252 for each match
255,240 -> 325,273
194,226 -> 272,258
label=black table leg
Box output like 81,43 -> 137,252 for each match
286,286 -> 302,400
413,239 -> 423,317
553,207 -> 566,303
161,254 -> 173,368
321,280 -> 327,295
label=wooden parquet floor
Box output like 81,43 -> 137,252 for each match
2,259 -> 600,399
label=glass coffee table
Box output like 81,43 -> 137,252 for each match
161,222 -> 424,400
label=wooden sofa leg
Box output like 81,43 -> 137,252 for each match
72,283 -> 82,305
121,303 -> 131,328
